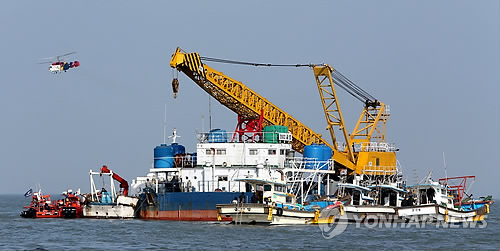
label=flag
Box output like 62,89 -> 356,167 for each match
24,188 -> 33,197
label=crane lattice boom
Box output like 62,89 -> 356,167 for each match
170,49 -> 331,154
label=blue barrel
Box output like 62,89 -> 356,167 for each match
304,144 -> 332,170
171,143 -> 185,155
208,129 -> 228,143
154,144 -> 174,168
323,145 -> 332,161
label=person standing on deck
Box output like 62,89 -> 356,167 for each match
251,193 -> 258,203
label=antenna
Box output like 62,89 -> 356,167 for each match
442,152 -> 448,184
36,183 -> 42,195
412,169 -> 418,185
163,104 -> 167,144
201,114 -> 205,132
208,96 -> 212,130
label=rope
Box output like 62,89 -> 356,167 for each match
134,197 -> 145,215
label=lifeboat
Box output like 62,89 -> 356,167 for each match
20,190 -> 83,219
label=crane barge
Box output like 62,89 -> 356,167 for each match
132,47 -> 401,221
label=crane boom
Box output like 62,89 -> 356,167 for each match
169,47 -> 355,170
101,165 -> 129,196
313,65 -> 355,162
313,65 -> 396,175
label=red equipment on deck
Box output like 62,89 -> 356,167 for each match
232,109 -> 264,143
100,165 -> 129,196
439,175 -> 475,207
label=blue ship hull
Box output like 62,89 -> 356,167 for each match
139,191 -> 252,221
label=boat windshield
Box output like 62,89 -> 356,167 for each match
275,185 -> 286,192
264,185 -> 272,191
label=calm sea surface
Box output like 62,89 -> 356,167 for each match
0,194 -> 498,250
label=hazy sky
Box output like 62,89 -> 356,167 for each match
1,1 -> 498,197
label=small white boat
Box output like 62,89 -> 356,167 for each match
321,182 -> 406,223
397,173 -> 489,223
83,166 -> 139,218
397,204 -> 488,223
216,178 -> 320,225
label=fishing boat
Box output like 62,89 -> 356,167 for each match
336,184 -> 402,223
216,178 -> 320,225
20,189 -> 83,218
82,166 -> 139,218
315,171 -> 406,223
397,172 -> 490,223
438,176 -> 494,211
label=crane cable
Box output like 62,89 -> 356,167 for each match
199,56 -> 377,104
332,69 -> 376,103
201,56 -> 314,68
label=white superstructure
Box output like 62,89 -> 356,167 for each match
131,130 -> 295,195
196,142 -> 292,168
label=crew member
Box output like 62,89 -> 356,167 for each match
239,192 -> 245,203
251,193 -> 258,203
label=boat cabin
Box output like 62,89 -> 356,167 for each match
336,184 -> 376,206
235,178 -> 300,209
367,185 -> 407,207
406,181 -> 452,208
336,183 -> 407,207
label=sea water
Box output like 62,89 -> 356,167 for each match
1,194 -> 498,250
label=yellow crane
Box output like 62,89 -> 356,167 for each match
169,47 -> 396,175
313,65 -> 396,175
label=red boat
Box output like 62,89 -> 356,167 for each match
20,191 -> 84,218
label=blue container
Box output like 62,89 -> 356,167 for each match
154,144 -> 174,168
208,129 -> 228,143
323,145 -> 332,161
101,192 -> 113,203
171,143 -> 186,155
304,144 -> 332,170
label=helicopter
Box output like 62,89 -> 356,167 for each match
40,52 -> 80,73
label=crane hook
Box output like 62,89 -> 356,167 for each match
172,78 -> 179,98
